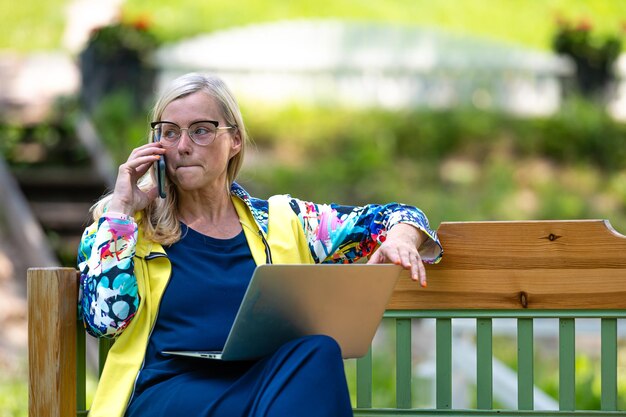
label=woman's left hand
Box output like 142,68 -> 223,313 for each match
367,223 -> 428,287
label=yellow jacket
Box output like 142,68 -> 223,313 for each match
78,186 -> 441,417
87,195 -> 313,417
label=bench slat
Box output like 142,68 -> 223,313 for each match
389,221 -> 626,310
396,318 -> 412,408
600,318 -> 618,411
517,318 -> 534,410
477,318 -> 493,409
431,220 -> 626,269
390,269 -> 626,310
436,319 -> 452,409
558,319 -> 576,411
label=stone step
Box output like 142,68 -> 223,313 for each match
29,201 -> 94,232
13,166 -> 108,203
12,166 -> 106,187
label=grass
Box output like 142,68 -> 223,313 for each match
0,360 -> 27,417
1,0 -> 67,51
3,0 -> 626,52
0,380 -> 27,417
124,0 -> 626,50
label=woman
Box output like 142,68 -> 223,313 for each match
78,73 -> 442,417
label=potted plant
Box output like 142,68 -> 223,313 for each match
552,16 -> 622,99
79,15 -> 159,113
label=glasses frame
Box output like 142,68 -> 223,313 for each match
150,120 -> 236,147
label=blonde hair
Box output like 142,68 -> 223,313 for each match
91,73 -> 249,245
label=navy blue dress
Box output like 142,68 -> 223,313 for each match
125,224 -> 353,417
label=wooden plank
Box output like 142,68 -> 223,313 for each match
388,221 -> 626,310
432,220 -> 626,269
28,268 -> 78,417
389,269 -> 626,310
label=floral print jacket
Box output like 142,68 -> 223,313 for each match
78,182 -> 442,339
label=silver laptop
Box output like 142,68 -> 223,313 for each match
162,263 -> 402,361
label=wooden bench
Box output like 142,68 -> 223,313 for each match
27,220 -> 626,416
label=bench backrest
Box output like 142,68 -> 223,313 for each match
27,220 -> 626,416
355,220 -> 626,414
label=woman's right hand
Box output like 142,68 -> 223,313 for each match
107,142 -> 166,216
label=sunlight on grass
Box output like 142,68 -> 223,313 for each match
125,0 -> 626,50
0,359 -> 27,417
1,0 -> 67,51
3,0 -> 625,52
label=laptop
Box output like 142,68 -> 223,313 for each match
162,263 -> 402,361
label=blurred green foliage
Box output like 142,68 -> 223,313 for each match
84,91 -> 626,232
91,91 -> 151,164
237,97 -> 626,232
0,97 -> 89,168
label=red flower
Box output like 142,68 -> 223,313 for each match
576,18 -> 593,32
131,15 -> 151,31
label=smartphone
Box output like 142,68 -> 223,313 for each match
155,155 -> 166,198
152,131 -> 167,199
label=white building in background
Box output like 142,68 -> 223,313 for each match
155,19 -> 576,117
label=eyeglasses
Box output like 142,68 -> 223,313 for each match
150,120 -> 236,147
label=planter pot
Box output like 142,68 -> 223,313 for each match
79,44 -> 156,114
